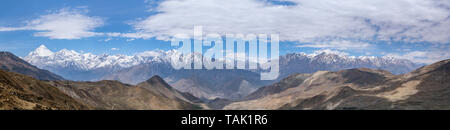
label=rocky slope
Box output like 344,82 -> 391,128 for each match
50,76 -> 206,110
224,59 -> 450,110
0,70 -> 90,110
137,75 -> 203,104
244,73 -> 311,100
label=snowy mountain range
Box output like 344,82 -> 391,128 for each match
25,45 -> 172,71
278,52 -> 421,77
25,45 -> 420,75
24,45 -> 179,80
23,45 -> 423,99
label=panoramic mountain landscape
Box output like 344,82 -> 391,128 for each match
0,0 -> 449,112
1,1 -> 449,129
1,51 -> 449,110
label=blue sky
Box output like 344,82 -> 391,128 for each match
0,0 -> 449,64
0,0 -> 168,56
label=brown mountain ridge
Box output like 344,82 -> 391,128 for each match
225,59 -> 450,110
0,69 -> 90,110
51,75 -> 205,110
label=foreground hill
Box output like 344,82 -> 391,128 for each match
0,52 -> 63,81
137,75 -> 203,104
225,59 -> 449,110
50,76 -> 205,110
0,70 -> 89,110
244,73 -> 312,100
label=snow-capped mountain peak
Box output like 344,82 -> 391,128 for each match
29,44 -> 54,57
24,45 -> 166,71
280,51 -> 422,75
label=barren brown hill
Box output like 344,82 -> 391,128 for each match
245,73 -> 312,101
225,59 -> 450,110
0,70 -> 90,110
137,75 -> 203,104
50,76 -> 205,110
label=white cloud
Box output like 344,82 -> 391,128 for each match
127,0 -> 449,43
126,38 -> 136,42
297,40 -> 371,50
103,38 -> 113,42
0,27 -> 29,31
110,48 -> 120,51
136,50 -> 162,57
310,49 -> 350,57
384,50 -> 450,64
105,32 -> 155,40
0,8 -> 104,39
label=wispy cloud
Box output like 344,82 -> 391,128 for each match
384,49 -> 450,64
0,27 -> 29,31
0,8 -> 104,39
311,49 -> 350,56
297,40 -> 372,50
